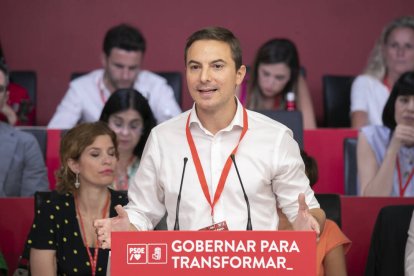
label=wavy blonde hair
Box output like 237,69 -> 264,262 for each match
364,16 -> 414,79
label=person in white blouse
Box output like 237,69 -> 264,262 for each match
94,27 -> 325,248
48,24 -> 181,128
351,16 -> 414,129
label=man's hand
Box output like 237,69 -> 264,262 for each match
94,205 -> 133,249
1,103 -> 17,125
292,193 -> 321,236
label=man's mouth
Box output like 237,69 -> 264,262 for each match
197,87 -> 218,93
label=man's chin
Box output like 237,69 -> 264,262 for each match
115,84 -> 134,90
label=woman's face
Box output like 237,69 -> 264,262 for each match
395,94 -> 414,126
257,63 -> 291,98
108,108 -> 143,154
73,134 -> 117,187
384,27 -> 414,76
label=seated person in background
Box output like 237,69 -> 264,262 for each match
278,150 -> 351,276
357,71 -> 414,196
240,38 -> 316,129
48,23 -> 181,129
0,61 -> 48,197
99,88 -> 156,190
29,122 -> 128,275
0,45 -> 35,125
351,16 -> 414,129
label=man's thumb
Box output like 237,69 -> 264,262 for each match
298,193 -> 308,211
115,205 -> 128,217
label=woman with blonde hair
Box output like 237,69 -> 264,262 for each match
351,16 -> 414,128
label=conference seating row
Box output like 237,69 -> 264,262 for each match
2,194 -> 414,275
11,70 -> 356,127
17,126 -> 359,194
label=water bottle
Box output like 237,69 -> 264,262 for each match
286,91 -> 296,111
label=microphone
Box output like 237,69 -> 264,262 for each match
174,157 -> 188,230
230,154 -> 253,230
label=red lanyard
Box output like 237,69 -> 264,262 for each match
185,107 -> 248,222
396,156 -> 414,197
74,191 -> 110,276
383,76 -> 392,92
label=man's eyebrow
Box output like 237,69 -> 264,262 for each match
187,60 -> 201,65
187,59 -> 227,65
211,59 -> 226,64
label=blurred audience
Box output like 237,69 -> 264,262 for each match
48,23 -> 181,129
241,38 -> 316,129
0,60 -> 48,197
29,122 -> 128,275
99,88 -> 156,190
357,71 -> 414,196
278,150 -> 351,276
0,42 -> 35,125
351,16 -> 414,128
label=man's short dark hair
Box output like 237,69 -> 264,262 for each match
0,60 -> 9,86
184,27 -> 243,70
103,24 -> 146,56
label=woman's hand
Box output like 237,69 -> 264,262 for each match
390,124 -> 414,150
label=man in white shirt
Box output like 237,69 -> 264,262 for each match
48,24 -> 181,128
94,27 -> 325,246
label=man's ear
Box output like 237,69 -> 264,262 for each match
236,65 -> 247,86
67,158 -> 80,174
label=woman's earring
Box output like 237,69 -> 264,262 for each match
75,173 -> 80,189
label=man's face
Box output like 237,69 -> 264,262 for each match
185,39 -> 246,114
102,48 -> 143,92
0,71 -> 8,109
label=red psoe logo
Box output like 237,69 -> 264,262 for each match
148,244 -> 168,264
127,244 -> 147,264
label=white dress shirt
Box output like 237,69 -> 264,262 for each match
125,98 -> 319,230
47,69 -> 181,128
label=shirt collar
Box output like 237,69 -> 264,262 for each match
98,72 -> 110,95
188,97 -> 245,135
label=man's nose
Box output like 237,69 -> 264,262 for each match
121,68 -> 130,79
200,68 -> 211,83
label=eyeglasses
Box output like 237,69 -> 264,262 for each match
108,120 -> 143,135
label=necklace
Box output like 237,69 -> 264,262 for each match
74,191 -> 110,276
114,155 -> 136,190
